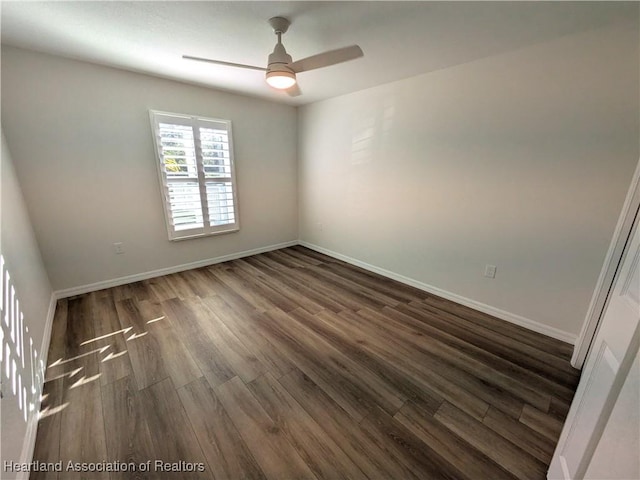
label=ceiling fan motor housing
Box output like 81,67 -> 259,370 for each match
268,42 -> 293,73
265,17 -> 296,89
183,14 -> 362,95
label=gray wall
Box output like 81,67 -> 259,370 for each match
1,130 -> 54,478
1,46 -> 298,292
298,19 -> 639,340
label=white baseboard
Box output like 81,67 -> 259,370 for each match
17,415 -> 38,480
21,241 -> 294,473
17,292 -> 58,480
299,241 -> 577,345
54,240 -> 298,299
17,237 -> 573,478
39,293 -> 58,382
51,238 -> 576,343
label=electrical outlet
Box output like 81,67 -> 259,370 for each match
113,242 -> 125,255
484,264 -> 497,278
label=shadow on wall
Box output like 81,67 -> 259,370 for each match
1,254 -> 45,424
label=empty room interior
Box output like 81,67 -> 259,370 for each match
1,1 -> 639,479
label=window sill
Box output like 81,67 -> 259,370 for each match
169,227 -> 239,242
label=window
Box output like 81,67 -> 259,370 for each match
149,110 -> 239,240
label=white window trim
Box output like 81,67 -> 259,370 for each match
149,110 -> 240,241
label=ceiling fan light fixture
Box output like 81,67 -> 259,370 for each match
183,15 -> 363,98
266,70 -> 296,89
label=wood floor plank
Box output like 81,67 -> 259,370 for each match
32,246 -> 578,480
288,307 -> 443,416
285,266 -> 379,312
243,256 -> 347,312
320,261 -> 425,303
101,376 -> 157,480
289,245 -> 340,264
136,299 -> 171,330
483,406 -> 555,464
91,295 -> 133,386
178,269 -> 219,299
548,395 -> 572,421
111,283 -> 136,302
59,376 -> 109,479
421,294 -> 574,360
31,377 -> 65,480
115,299 -> 168,390
121,298 -> 204,389
519,404 -> 564,441
57,296 -> 102,387
130,281 -> 153,302
392,302 -> 576,402
182,297 -> 266,383
115,298 -> 153,333
198,268 -> 261,318
65,296 -> 97,356
410,299 -> 579,383
337,308 -> 490,420
178,377 -> 266,480
276,247 -> 324,266
231,259 -> 322,313
244,309 -> 373,422
144,276 -> 178,303
214,376 -> 317,480
164,272 -> 199,299
139,378 -> 211,479
279,368 -> 420,480
362,306 -> 550,415
157,297 -> 236,387
227,264 -> 299,312
201,295 -> 294,378
263,249 -> 312,269
359,406 -> 463,480
395,401 -> 517,480
405,301 -> 579,391
306,264 -> 400,309
207,265 -> 277,312
149,321 -> 202,389
242,252 -> 291,272
248,372 -> 368,480
45,299 -> 68,378
263,307 -> 406,417
435,401 -> 547,480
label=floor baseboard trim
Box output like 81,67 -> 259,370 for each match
17,292 -> 58,479
39,293 -> 58,379
52,239 -> 576,344
299,241 -> 577,345
17,415 -> 38,480
54,240 -> 298,299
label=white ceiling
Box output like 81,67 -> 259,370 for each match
1,1 -> 635,105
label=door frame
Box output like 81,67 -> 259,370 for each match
572,158 -> 640,369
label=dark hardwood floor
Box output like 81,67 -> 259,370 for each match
31,246 -> 580,479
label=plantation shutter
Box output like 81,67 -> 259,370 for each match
150,111 -> 239,240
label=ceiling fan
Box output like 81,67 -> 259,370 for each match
183,16 -> 364,96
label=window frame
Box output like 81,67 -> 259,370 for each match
149,110 -> 240,241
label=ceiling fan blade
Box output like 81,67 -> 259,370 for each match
286,84 -> 302,97
182,55 -> 267,72
289,45 -> 363,73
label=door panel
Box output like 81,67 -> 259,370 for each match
584,349 -> 639,480
549,211 -> 640,479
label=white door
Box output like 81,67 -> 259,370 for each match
548,208 -> 640,480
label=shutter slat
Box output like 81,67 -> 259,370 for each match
159,122 -> 198,183
166,180 -> 203,229
152,112 -> 238,238
205,180 -> 235,227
